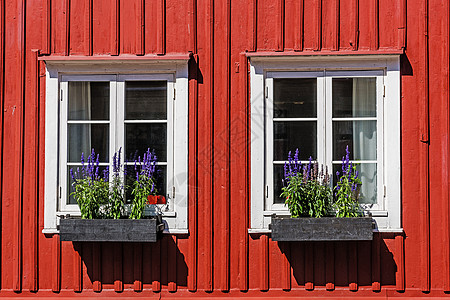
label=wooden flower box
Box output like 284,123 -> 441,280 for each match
59,218 -> 164,242
270,216 -> 373,242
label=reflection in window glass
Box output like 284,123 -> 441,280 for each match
125,81 -> 167,120
274,78 -> 317,118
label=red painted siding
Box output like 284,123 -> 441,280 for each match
0,0 -> 448,298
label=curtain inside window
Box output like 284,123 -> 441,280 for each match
68,82 -> 91,162
352,78 -> 377,204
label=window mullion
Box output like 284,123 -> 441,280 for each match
116,79 -> 125,165
324,75 -> 333,175
317,74 -> 326,166
109,78 -> 118,179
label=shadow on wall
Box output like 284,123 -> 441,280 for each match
72,235 -> 188,288
277,234 -> 396,288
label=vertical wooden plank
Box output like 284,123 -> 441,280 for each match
52,235 -> 61,292
225,0 -> 231,292
238,53 -> 249,292
446,1 -> 450,291
42,0 -> 51,54
93,243 -> 101,292
190,0 -> 197,53
86,0 -> 93,55
65,0 -> 70,55
30,49 -> 40,292
187,54 -> 198,292
353,0 -> 359,50
281,242 -> 291,291
168,236 -> 177,292
294,0 -> 304,51
73,243 -> 82,292
260,235 -> 269,291
372,233 -> 381,291
12,0 -> 25,292
395,235 -> 405,291
348,242 -> 358,291
333,0 -> 339,50
248,0 -> 257,51
161,236 -> 168,291
316,0 -> 322,50
133,243 -> 142,292
420,0 -> 430,292
156,0 -> 165,55
152,240 -> 161,292
207,0 -> 214,292
213,0 -> 231,291
276,0 -> 284,51
325,242 -> 335,290
135,0 -> 144,55
305,244 -> 314,290
196,0 -> 214,292
51,0 -> 69,54
370,0 -> 379,50
114,243 -> 123,292
111,0 -> 119,55
397,0 -> 406,50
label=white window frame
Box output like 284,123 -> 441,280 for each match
43,59 -> 189,234
249,55 -> 401,232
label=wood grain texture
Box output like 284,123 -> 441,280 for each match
0,0 -> 447,295
420,0 -> 430,292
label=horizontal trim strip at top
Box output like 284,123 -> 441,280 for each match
246,50 -> 404,58
39,53 -> 192,62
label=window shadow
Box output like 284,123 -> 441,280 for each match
277,234 -> 396,288
72,235 -> 188,289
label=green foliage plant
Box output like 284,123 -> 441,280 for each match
281,150 -> 332,218
70,150 -> 109,219
333,146 -> 363,217
103,148 -> 124,219
130,149 -> 158,219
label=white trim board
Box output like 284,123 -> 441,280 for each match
249,55 -> 401,231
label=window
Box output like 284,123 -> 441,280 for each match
43,59 -> 189,234
250,56 -> 400,232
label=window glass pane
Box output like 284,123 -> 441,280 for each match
333,121 -> 376,161
273,164 -> 286,204
125,81 -> 167,120
126,123 -> 167,162
273,78 -> 317,118
155,165 -> 167,198
332,78 -> 376,118
68,124 -> 109,162
274,121 -> 317,161
333,163 -> 377,204
68,82 -> 109,120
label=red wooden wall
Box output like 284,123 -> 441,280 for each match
0,0 -> 448,298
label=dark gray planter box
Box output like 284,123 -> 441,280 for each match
59,219 -> 164,242
270,216 -> 373,241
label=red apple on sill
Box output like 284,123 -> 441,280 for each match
147,195 -> 167,205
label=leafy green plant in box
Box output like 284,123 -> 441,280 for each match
70,150 -> 109,219
334,145 -> 363,217
281,149 -> 332,218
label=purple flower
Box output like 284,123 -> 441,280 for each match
103,167 -> 109,181
70,168 -> 75,181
